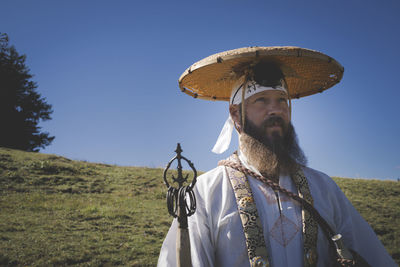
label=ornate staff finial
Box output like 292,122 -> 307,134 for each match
163,143 -> 197,266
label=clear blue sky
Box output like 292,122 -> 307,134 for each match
2,0 -> 400,180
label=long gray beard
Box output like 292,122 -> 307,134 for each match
239,132 -> 280,180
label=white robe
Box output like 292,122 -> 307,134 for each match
157,157 -> 396,267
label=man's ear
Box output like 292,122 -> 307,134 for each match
229,104 -> 241,132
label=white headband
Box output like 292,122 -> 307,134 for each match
230,79 -> 287,105
211,80 -> 288,154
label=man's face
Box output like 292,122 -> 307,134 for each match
244,90 -> 290,141
229,89 -> 307,172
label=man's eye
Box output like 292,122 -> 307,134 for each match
279,98 -> 287,102
255,98 -> 266,103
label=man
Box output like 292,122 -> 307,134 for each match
158,47 -> 396,266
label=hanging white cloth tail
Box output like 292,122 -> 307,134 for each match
212,116 -> 234,154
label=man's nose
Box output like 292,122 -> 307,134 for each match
267,103 -> 284,117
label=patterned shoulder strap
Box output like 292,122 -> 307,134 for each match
220,153 -> 319,267
224,158 -> 270,267
220,154 -> 371,267
291,166 -> 319,266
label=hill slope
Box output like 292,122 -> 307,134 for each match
0,147 -> 399,266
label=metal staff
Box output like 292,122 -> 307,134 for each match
163,143 -> 197,267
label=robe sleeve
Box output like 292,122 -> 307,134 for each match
329,177 -> 397,267
157,171 -> 217,267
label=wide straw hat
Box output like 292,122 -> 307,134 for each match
178,46 -> 344,101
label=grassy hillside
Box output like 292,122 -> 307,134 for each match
0,147 -> 399,266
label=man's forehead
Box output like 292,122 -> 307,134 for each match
247,90 -> 288,99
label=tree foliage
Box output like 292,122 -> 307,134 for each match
0,33 -> 54,152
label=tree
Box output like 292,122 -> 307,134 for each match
0,33 -> 54,152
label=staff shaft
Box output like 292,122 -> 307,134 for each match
176,228 -> 192,267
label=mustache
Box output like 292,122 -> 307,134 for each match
261,116 -> 286,129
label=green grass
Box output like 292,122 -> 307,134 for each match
331,177 -> 400,262
0,147 -> 399,265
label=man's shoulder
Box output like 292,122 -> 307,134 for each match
301,166 -> 349,208
197,165 -> 226,183
194,165 -> 227,193
199,165 -> 226,178
301,165 -> 342,192
302,166 -> 332,180
302,165 -> 335,182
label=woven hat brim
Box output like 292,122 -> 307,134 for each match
178,46 -> 344,101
